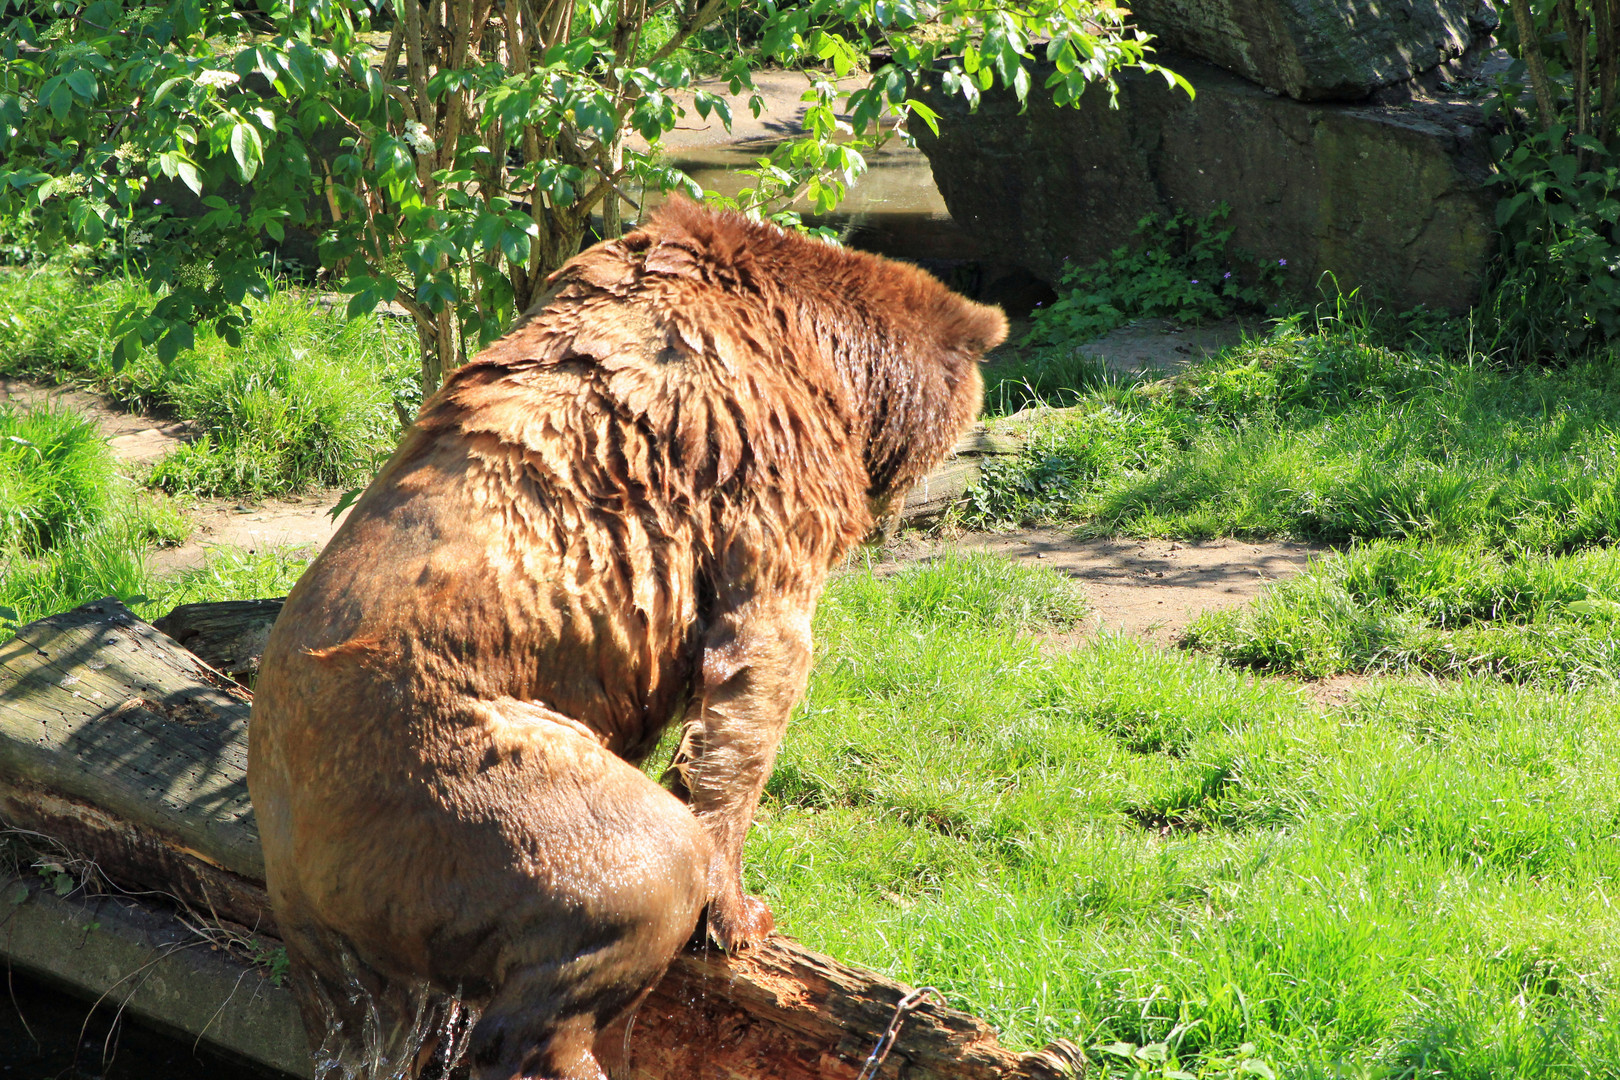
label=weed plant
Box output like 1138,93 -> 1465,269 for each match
0,265 -> 416,498
966,312 -> 1620,550
1023,205 -> 1285,348
0,521 -> 310,638
749,555 -> 1620,1076
1188,540 -> 1620,686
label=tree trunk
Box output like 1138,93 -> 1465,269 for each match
0,599 -> 1080,1080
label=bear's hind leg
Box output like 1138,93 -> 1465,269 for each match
462,705 -> 711,1080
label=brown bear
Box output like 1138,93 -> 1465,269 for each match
248,198 -> 1007,1080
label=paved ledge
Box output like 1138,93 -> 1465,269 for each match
0,872 -> 310,1077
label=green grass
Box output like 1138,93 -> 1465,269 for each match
966,315 -> 1620,551
1187,541 -> 1620,686
744,556 -> 1620,1077
0,265 -> 416,498
0,518 -> 311,637
0,400 -> 311,636
0,404 -> 111,553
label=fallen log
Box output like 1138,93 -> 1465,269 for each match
0,598 -> 1081,1080
153,597 -> 285,685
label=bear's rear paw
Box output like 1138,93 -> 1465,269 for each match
707,893 -> 775,952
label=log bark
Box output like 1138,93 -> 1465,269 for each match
901,426 -> 1023,520
0,599 -> 1081,1080
153,598 -> 285,685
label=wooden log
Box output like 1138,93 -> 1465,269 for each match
0,599 -> 1082,1080
0,597 -> 270,930
901,426 -> 1023,520
154,598 -> 285,685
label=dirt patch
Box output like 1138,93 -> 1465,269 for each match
148,492 -> 354,575
3,377 -> 348,574
1078,316 -> 1255,379
0,377 -> 192,466
882,528 -> 1326,643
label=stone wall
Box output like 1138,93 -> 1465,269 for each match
1128,0 -> 1499,100
910,56 -> 1498,312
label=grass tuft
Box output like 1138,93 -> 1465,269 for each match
1188,541 -> 1620,685
0,265 -> 416,498
965,318 -> 1620,551
0,404 -> 111,553
748,562 -> 1620,1076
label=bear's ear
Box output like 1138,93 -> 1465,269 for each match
940,298 -> 1009,356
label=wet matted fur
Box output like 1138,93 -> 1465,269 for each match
248,199 -> 1007,1080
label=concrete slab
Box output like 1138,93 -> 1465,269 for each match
0,872 -> 309,1077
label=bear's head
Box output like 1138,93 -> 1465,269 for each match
633,199 -> 1007,523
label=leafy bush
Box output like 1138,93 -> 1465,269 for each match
1024,205 -> 1286,346
1485,0 -> 1620,359
1486,124 -> 1620,359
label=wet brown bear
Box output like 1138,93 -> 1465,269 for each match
248,199 -> 1006,1080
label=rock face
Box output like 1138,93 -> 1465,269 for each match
910,57 -> 1497,312
1129,0 -> 1499,100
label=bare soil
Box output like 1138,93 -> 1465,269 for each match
2,377 -> 348,572
881,529 -> 1325,644
145,492 -> 354,575
9,376 -> 1322,638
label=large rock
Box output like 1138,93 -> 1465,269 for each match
1129,0 -> 1500,101
910,56 -> 1497,313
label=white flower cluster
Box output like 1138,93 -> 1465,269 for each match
404,121 -> 435,156
126,228 -> 154,247
197,69 -> 240,90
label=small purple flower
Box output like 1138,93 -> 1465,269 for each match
1278,258 -> 1287,267
1191,278 -> 1199,284
1224,272 -> 1232,279
153,198 -> 162,205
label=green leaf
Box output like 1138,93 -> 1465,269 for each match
65,68 -> 98,100
156,323 -> 195,364
151,76 -> 187,105
905,98 -> 940,137
328,487 -> 366,520
47,78 -> 74,120
177,159 -> 203,195
231,122 -> 263,182
1567,598 -> 1620,619
5,882 -> 26,906
1239,1061 -> 1276,1079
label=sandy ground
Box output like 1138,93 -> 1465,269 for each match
1,377 -> 352,572
882,529 -> 1324,644
8,338 -> 1321,642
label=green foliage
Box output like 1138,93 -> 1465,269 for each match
0,404 -> 111,553
749,561 -> 1620,1073
1189,540 -> 1620,686
1485,0 -> 1620,359
1485,123 -> 1620,359
963,317 -> 1620,548
1025,206 -> 1285,347
0,0 -> 1174,393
